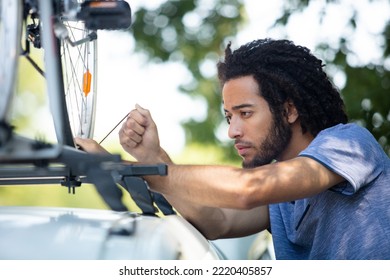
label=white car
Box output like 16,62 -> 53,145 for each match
0,205 -> 224,260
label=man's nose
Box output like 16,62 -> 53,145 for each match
228,118 -> 243,139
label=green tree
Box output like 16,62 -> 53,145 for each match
130,0 -> 246,160
129,0 -> 390,157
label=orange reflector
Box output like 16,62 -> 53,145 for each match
90,2 -> 117,8
83,70 -> 92,96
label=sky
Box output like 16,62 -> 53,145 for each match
81,0 -> 390,155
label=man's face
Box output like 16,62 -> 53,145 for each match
222,76 -> 291,168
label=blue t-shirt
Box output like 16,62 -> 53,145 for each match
269,123 -> 390,259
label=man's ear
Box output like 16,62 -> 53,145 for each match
283,100 -> 299,124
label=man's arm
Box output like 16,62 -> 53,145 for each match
115,105 -> 271,239
166,201 -> 269,240
144,156 -> 344,210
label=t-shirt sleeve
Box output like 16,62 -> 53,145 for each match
299,124 -> 384,195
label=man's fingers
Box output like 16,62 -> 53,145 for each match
124,114 -> 145,136
135,104 -> 154,125
119,127 -> 142,146
74,137 -> 109,154
135,103 -> 148,115
120,115 -> 145,143
120,104 -> 154,146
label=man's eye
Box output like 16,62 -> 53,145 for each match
225,115 -> 231,124
241,111 -> 252,118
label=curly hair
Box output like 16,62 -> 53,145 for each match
217,39 -> 348,137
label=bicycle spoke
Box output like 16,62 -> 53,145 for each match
61,19 -> 97,139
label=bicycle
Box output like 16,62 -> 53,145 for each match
1,0 -> 133,144
0,0 -> 175,216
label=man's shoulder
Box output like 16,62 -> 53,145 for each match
313,123 -> 378,148
318,123 -> 367,136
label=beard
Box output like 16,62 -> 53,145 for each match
242,117 -> 292,169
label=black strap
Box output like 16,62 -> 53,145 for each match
87,167 -> 128,212
151,191 -> 176,215
122,176 -> 157,215
118,164 -> 176,215
121,176 -> 176,216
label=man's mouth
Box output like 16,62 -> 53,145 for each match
234,142 -> 251,157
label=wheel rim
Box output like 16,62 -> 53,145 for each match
61,20 -> 97,139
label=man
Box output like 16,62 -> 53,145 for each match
76,39 -> 390,259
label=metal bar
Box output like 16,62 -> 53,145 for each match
0,165 -> 72,185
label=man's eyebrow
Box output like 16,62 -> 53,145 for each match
224,103 -> 255,113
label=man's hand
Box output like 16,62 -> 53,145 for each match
119,104 -> 163,163
74,137 -> 110,154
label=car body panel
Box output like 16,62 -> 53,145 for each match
0,206 -> 222,260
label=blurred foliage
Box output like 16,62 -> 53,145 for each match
176,142 -> 241,166
0,183 -> 142,212
11,52 -> 46,136
0,185 -> 107,208
130,0 -> 246,160
129,0 -> 390,156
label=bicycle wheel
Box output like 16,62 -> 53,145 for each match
0,0 -> 22,122
61,20 -> 97,139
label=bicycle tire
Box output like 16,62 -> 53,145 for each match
37,0 -> 92,146
0,0 -> 22,122
61,20 -> 98,140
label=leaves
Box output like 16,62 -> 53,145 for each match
129,0 -> 390,156
130,0 -> 245,159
